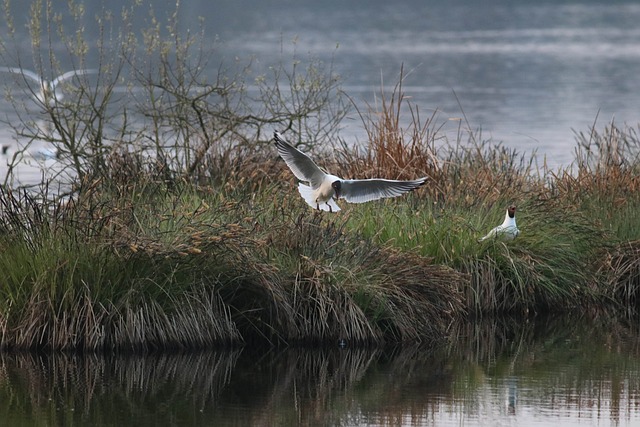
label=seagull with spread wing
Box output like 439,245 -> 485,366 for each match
274,131 -> 428,212
0,67 -> 97,106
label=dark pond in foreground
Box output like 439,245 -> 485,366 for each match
1,316 -> 639,426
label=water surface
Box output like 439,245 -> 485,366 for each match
208,0 -> 640,167
2,316 -> 639,426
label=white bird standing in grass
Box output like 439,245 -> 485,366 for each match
479,205 -> 520,242
274,131 -> 428,212
0,67 -> 97,106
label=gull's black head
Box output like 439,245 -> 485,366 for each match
331,180 -> 342,198
507,205 -> 517,218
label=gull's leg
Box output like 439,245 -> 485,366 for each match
327,202 -> 333,213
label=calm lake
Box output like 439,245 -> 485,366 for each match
1,315 -> 639,426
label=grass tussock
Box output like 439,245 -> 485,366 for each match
0,188 -> 243,351
0,179 -> 467,351
4,70 -> 640,349
253,212 -> 466,344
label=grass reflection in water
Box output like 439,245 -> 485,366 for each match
0,315 -> 638,426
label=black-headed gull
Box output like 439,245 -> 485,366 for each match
478,205 -> 520,242
274,131 -> 428,212
0,67 -> 97,105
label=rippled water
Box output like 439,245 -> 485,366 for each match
1,316 -> 639,426
208,0 -> 640,167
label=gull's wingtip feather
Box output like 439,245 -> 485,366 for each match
404,176 -> 429,192
273,131 -> 285,143
273,131 -> 291,149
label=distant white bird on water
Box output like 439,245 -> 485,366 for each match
0,67 -> 97,106
273,131 -> 428,212
479,205 -> 520,242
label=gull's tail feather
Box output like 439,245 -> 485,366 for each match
298,183 -> 340,212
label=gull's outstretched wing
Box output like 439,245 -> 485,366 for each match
339,177 -> 427,203
52,69 -> 98,88
0,67 -> 43,84
274,131 -> 326,188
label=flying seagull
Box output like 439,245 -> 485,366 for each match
273,131 -> 428,212
478,205 -> 520,242
0,67 -> 97,106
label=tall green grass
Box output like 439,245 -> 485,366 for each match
3,114 -> 640,350
346,198 -> 607,314
0,182 -> 467,350
0,188 -> 244,351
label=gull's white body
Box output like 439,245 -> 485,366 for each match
0,67 -> 97,105
479,206 -> 520,242
296,173 -> 342,212
274,131 -> 428,212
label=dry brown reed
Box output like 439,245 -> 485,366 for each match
551,123 -> 640,208
339,68 -> 441,185
335,70 -> 546,211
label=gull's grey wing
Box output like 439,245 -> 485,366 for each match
339,177 -> 427,203
52,69 -> 98,87
0,67 -> 43,84
478,226 -> 500,242
274,131 -> 326,188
